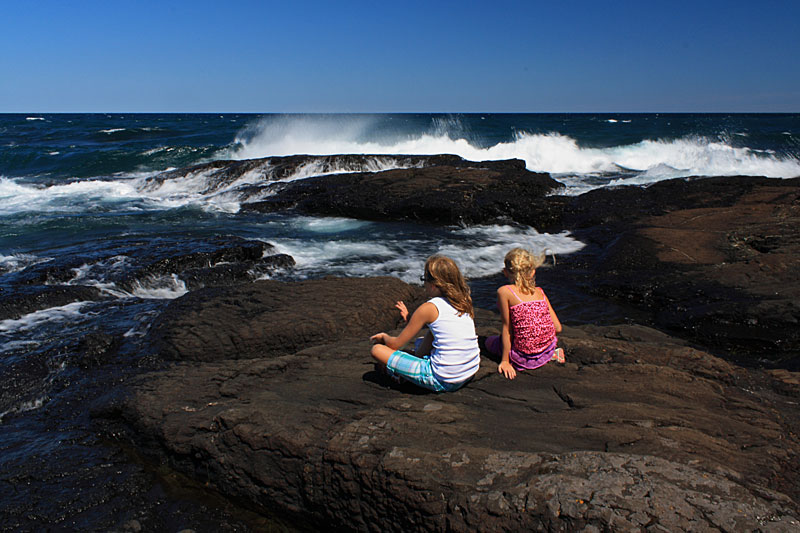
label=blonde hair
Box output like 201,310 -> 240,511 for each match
424,255 -> 474,318
504,247 -> 547,295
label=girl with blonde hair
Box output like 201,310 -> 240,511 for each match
370,255 -> 480,392
486,247 -> 563,379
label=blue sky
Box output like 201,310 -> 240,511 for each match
2,0 -> 798,112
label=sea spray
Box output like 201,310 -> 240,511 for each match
227,115 -> 800,190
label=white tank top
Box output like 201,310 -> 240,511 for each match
428,297 -> 480,383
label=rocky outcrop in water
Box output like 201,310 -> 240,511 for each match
244,158 -> 561,226
0,236 -> 295,321
0,285 -> 105,321
115,238 -> 294,293
99,277 -> 800,531
141,154 -> 546,209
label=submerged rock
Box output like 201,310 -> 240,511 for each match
117,239 -> 294,293
99,277 -> 800,531
0,285 -> 105,321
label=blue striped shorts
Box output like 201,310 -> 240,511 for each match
387,350 -> 469,392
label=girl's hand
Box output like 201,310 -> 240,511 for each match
370,333 -> 388,345
498,360 -> 517,380
395,301 -> 409,321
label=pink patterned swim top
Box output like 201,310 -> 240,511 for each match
508,287 -> 557,354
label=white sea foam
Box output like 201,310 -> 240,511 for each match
56,256 -> 131,293
0,302 -> 91,335
226,116 -> 800,193
100,128 -> 126,134
26,117 -> 45,121
288,216 -> 371,234
0,253 -> 52,274
3,117 -> 798,217
132,166 -> 268,213
77,273 -> 189,300
133,155 -> 420,212
128,274 -> 188,299
0,176 -> 141,215
266,219 -> 585,283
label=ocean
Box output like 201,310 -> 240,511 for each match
1,113 -> 799,530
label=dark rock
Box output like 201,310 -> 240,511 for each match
0,351 -> 52,417
146,276 -> 424,362
175,253 -> 296,290
102,278 -> 800,531
244,158 -> 561,226
11,235 -> 290,292
142,154 -> 526,206
117,238 -> 271,292
74,332 -> 122,369
539,176 -> 800,364
119,239 -> 295,293
0,285 -> 104,321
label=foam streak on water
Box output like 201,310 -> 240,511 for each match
0,301 -> 92,337
266,218 -> 585,284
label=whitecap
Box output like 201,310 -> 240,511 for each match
288,216 -> 371,234
224,116 -> 800,194
0,253 -> 52,274
0,176 -> 142,216
128,274 -> 188,299
0,302 -> 92,335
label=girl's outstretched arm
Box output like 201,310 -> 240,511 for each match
371,301 -> 438,351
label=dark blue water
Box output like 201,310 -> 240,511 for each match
1,113 -> 799,530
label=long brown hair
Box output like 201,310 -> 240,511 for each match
504,247 -> 547,295
424,255 -> 474,318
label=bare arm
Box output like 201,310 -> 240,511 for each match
497,287 -> 517,380
371,302 -> 438,350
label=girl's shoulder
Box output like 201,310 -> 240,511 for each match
500,284 -> 542,298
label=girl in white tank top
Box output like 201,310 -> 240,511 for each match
370,255 -> 480,392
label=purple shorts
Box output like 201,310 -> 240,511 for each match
485,335 -> 556,371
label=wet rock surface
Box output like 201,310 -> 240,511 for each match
115,239 -> 294,293
243,157 -> 561,226
0,284 -> 105,321
100,278 -> 800,531
0,236 -> 295,321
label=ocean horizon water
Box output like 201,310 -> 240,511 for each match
1,113 -> 799,530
